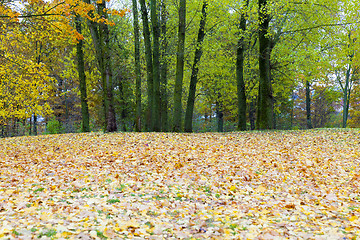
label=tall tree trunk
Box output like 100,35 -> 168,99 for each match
184,1 -> 207,133
160,0 -> 169,132
173,0 -> 186,132
132,0 -> 142,132
98,1 -> 117,132
236,0 -> 249,131
151,0 -> 161,132
75,15 -> 90,132
306,80 -> 312,129
343,65 -> 351,128
83,0 -> 117,132
256,0 -> 273,130
139,0 -> 154,131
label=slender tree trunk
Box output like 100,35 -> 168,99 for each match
160,0 -> 169,131
343,65 -> 351,128
173,0 -> 186,132
33,114 -> 37,136
256,0 -> 273,130
184,1 -> 207,133
139,0 -> 154,131
132,0 -> 142,132
29,116 -> 32,136
75,15 -> 90,132
150,0 -> 161,132
236,0 -> 249,131
216,94 -> 223,132
249,98 -> 255,130
306,80 -> 312,129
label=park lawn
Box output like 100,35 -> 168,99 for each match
0,129 -> 359,239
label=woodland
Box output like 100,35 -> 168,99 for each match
1,0 -> 360,136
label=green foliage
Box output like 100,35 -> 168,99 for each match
45,117 -> 63,134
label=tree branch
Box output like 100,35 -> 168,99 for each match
282,21 -> 360,35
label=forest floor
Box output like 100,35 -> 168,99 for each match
0,129 -> 359,239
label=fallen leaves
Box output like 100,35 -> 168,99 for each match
0,129 -> 360,239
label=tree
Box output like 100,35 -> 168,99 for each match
139,0 -> 154,131
236,0 -> 249,131
75,15 -> 90,132
151,0 -> 161,132
173,0 -> 186,132
256,0 -> 273,130
132,0 -> 142,132
160,0 -> 169,132
184,1 -> 207,133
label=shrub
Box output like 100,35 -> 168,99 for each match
45,117 -> 62,134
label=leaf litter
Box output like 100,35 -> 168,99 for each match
0,129 -> 359,239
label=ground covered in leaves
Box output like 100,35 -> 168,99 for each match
0,129 -> 360,239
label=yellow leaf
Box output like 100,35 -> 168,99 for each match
229,185 -> 237,192
256,185 -> 267,193
349,216 -> 358,222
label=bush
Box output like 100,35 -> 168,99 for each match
45,117 -> 63,134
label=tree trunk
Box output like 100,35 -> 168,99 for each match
98,1 -> 117,132
132,0 -> 142,132
306,80 -> 312,129
83,0 -> 117,132
216,95 -> 223,132
150,0 -> 161,132
139,0 -> 154,131
249,98 -> 255,130
256,0 -> 273,130
160,0 -> 169,132
75,15 -> 90,132
236,0 -> 249,131
184,1 -> 207,133
343,65 -> 351,128
33,114 -> 37,136
173,0 -> 186,132
83,0 -> 107,130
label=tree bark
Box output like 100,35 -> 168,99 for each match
98,1 -> 117,132
216,94 -> 223,132
151,0 -> 161,132
305,80 -> 312,129
160,0 -> 169,132
75,15 -> 90,132
184,1 -> 207,133
33,114 -> 37,136
256,0 -> 273,130
173,0 -> 186,132
132,0 -> 142,132
343,65 -> 351,128
139,0 -> 154,131
249,98 -> 256,130
236,0 -> 249,131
